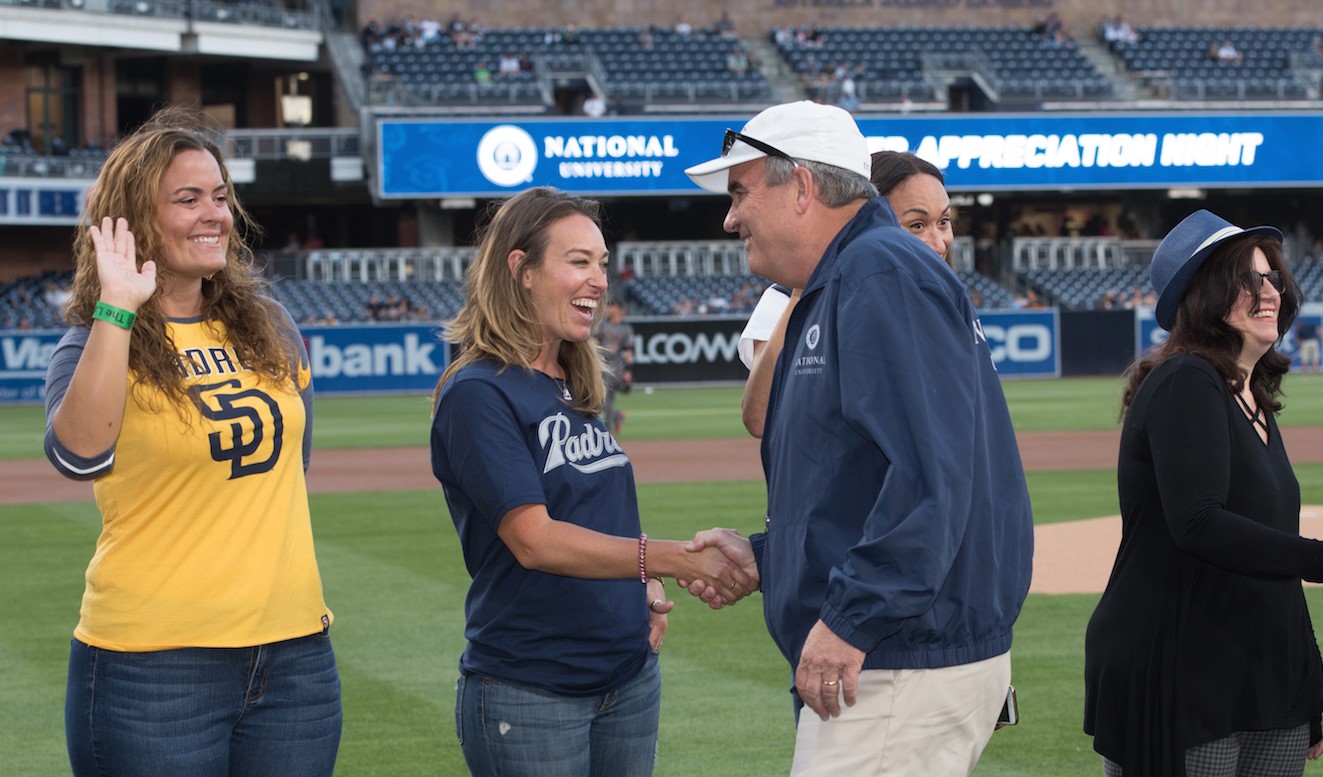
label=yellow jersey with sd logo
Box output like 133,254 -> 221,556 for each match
77,318 -> 331,651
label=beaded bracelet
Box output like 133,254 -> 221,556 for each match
637,533 -> 648,584
92,301 -> 137,330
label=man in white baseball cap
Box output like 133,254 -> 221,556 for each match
684,100 -> 872,193
681,102 -> 1034,777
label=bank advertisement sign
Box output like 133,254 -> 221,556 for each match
377,113 -> 1323,199
301,324 -> 448,394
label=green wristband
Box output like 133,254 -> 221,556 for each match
92,301 -> 137,330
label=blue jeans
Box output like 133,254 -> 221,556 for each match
66,631 -> 342,777
456,652 -> 660,777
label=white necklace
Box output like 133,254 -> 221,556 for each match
551,376 -> 572,401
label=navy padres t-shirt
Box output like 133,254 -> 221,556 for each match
431,359 -> 648,696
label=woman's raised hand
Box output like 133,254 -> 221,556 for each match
90,217 -> 156,311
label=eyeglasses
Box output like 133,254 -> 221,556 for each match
722,129 -> 798,166
1240,270 -> 1285,295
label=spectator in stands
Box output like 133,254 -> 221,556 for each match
673,17 -> 692,37
715,12 -> 736,39
4,281 -> 33,308
732,280 -> 763,312
360,18 -> 380,50
582,92 -> 606,117
1313,34 -> 1323,61
417,16 -> 441,46
44,106 -> 341,777
1085,209 -> 1323,776
1034,12 -> 1072,45
612,262 -> 638,306
42,279 -> 72,309
637,27 -> 655,49
517,51 -> 534,74
740,149 -> 956,438
837,73 -> 859,112
1083,212 -> 1114,237
706,291 -> 731,313
1099,14 -> 1138,45
682,101 -> 1031,775
1209,38 -> 1244,64
365,294 -> 387,321
429,186 -> 755,776
473,61 -> 492,85
727,47 -> 751,75
497,52 -> 521,78
899,87 -> 914,113
452,22 -> 476,49
558,23 -> 582,45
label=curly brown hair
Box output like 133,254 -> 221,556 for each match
66,106 -> 300,412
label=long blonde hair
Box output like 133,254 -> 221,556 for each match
433,187 -> 607,415
67,106 -> 299,411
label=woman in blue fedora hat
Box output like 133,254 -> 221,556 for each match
1084,209 -> 1323,776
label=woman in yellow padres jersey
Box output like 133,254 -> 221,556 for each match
42,107 -> 341,776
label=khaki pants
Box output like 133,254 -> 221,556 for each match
790,652 -> 1010,777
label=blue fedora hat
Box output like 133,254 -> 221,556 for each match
1151,209 -> 1282,331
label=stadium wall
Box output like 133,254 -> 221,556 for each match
7,307 -> 1321,403
357,0 -> 1322,34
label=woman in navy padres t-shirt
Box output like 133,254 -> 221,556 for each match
430,187 -> 756,777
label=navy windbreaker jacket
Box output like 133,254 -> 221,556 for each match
751,196 -> 1034,674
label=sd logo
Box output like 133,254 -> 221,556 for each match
194,379 -> 284,479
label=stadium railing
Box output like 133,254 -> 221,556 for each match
303,246 -> 476,282
1012,237 -> 1157,271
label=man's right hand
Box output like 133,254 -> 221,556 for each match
678,529 -> 758,609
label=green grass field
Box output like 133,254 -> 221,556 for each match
4,376 -> 1323,774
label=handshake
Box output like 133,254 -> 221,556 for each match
676,528 -> 759,609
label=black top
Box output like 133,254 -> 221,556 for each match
1084,353 -> 1323,776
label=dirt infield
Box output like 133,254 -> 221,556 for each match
11,427 -> 1323,594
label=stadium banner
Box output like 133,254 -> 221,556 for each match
1136,303 -> 1323,367
376,113 -> 1323,199
0,310 -> 1055,404
0,330 -> 61,404
630,316 -> 748,384
629,308 -> 1059,383
302,323 -> 448,394
980,309 -> 1060,378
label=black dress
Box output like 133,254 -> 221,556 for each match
1084,353 -> 1323,776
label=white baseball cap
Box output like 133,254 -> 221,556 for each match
685,101 -> 873,193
